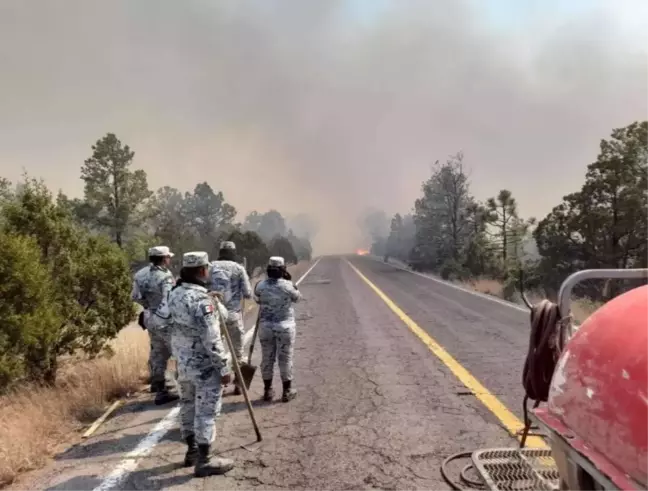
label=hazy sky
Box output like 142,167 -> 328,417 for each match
1,0 -> 646,253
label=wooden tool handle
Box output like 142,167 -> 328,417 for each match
247,310 -> 261,365
216,304 -> 262,442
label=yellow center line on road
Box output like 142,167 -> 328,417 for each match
346,259 -> 546,449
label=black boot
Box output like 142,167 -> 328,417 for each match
154,389 -> 179,405
194,444 -> 234,477
263,379 -> 274,402
233,375 -> 242,396
282,380 -> 296,402
183,434 -> 198,467
150,380 -> 164,393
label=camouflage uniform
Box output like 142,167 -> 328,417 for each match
163,251 -> 234,476
209,256 -> 252,362
132,256 -> 175,390
255,257 -> 302,391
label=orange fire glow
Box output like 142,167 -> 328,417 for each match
356,249 -> 369,256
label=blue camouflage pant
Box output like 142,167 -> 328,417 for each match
146,314 -> 172,385
259,324 -> 295,382
178,369 -> 223,445
224,312 -> 245,362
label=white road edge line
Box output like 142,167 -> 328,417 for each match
363,255 -> 528,313
92,257 -> 323,491
92,407 -> 180,491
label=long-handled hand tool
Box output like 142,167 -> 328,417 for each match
240,308 -> 261,389
215,301 -> 262,442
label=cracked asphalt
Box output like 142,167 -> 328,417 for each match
17,256 -> 531,491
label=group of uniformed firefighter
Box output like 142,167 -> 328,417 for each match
131,241 -> 302,477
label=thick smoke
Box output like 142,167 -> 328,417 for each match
0,0 -> 646,253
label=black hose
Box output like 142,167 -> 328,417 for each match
441,452 -> 486,491
461,463 -> 485,488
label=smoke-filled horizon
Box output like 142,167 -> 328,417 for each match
1,0 -> 646,253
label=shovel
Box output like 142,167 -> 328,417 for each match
240,307 -> 261,389
215,300 -> 262,442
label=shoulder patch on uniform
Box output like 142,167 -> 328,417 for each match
201,303 -> 214,316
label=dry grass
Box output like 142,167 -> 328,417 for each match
570,298 -> 604,324
0,325 -> 149,487
463,278 -> 505,298
462,278 -> 603,324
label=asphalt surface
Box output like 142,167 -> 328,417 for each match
350,256 -> 530,418
17,256 -> 531,491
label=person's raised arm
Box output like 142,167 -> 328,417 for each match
287,281 -> 302,303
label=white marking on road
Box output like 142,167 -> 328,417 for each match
295,257 -> 323,287
92,407 -> 180,491
93,258 -> 322,491
364,255 -> 528,313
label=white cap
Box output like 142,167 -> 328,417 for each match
182,251 -> 209,268
148,246 -> 174,257
268,256 -> 285,267
220,241 -> 236,250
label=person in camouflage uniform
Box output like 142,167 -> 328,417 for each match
208,241 -> 252,395
254,256 -> 302,402
163,251 -> 235,477
131,245 -> 179,405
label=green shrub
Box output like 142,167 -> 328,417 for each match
1,179 -> 135,386
0,232 -> 62,388
268,235 -> 298,265
225,229 -> 269,277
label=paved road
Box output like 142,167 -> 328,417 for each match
350,256 -> 530,418
18,256 -> 531,491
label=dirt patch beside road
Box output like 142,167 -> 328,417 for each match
0,326 -> 149,488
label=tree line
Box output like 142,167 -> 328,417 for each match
0,133 -> 314,389
374,121 -> 647,300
